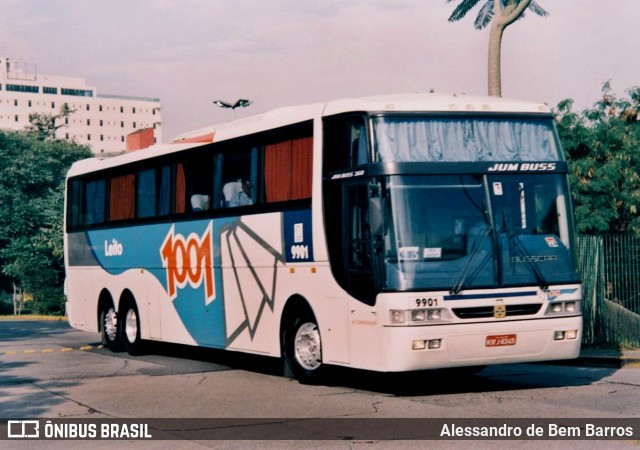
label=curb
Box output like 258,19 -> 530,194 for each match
575,352 -> 640,368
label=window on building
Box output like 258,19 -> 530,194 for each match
100,120 -> 103,126
120,106 -> 124,113
43,87 -> 58,95
86,104 -> 90,111
7,84 -> 39,93
61,88 -> 93,97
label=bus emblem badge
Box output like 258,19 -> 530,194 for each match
493,304 -> 506,319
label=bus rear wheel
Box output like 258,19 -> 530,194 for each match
283,313 -> 324,384
100,304 -> 122,351
121,301 -> 143,355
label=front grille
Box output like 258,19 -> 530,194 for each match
452,303 -> 542,319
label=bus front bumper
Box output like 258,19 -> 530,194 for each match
380,316 -> 582,372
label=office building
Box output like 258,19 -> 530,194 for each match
0,57 -> 162,155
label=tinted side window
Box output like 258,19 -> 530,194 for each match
323,115 -> 368,174
137,169 -> 156,218
84,179 -> 106,226
67,180 -> 82,229
220,147 -> 256,208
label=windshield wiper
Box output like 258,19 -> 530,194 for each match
449,223 -> 492,295
509,234 -> 549,291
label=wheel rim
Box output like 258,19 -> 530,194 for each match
103,307 -> 118,342
294,322 -> 322,371
125,308 -> 138,344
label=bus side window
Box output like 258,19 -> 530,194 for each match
67,179 -> 83,230
175,152 -> 214,214
137,165 -> 172,218
84,179 -> 106,226
219,147 -> 256,208
109,173 -> 136,222
158,165 -> 171,216
264,137 -> 311,202
137,168 -> 156,218
175,163 -> 186,214
323,115 -> 368,174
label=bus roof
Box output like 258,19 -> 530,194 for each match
171,92 -> 550,143
68,92 -> 552,178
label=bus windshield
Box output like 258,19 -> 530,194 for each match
373,115 -> 560,162
383,174 -> 577,291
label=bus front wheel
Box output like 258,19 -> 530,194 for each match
100,304 -> 122,351
283,313 -> 324,384
121,301 -> 143,355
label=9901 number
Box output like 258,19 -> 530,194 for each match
416,298 -> 438,307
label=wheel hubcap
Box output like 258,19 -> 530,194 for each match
125,308 -> 138,344
104,308 -> 117,342
294,322 -> 322,370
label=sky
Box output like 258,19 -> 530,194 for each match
1,0 -> 639,141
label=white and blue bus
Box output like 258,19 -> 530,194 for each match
64,93 -> 582,382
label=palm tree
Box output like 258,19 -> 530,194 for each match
447,0 -> 548,97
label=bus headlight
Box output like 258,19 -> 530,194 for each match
546,301 -> 581,316
554,329 -> 579,340
390,309 -> 449,325
412,339 -> 442,350
390,310 -> 406,324
410,309 -> 443,323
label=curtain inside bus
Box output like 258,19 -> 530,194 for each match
175,163 -> 186,213
265,136 -> 313,202
109,174 -> 135,221
373,117 -> 559,163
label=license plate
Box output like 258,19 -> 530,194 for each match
486,334 -> 517,347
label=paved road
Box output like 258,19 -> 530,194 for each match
1,320 -> 638,449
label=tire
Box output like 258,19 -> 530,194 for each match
100,304 -> 123,351
283,313 -> 324,384
121,301 -> 143,355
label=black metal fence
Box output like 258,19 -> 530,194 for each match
577,235 -> 640,348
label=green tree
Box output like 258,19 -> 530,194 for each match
556,82 -> 640,234
0,130 -> 91,314
25,102 -> 76,141
447,0 -> 548,97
